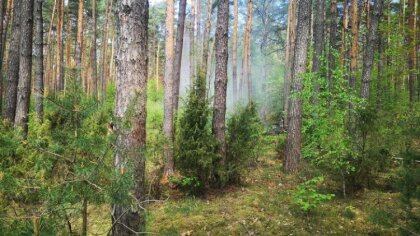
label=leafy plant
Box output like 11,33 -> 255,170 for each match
169,176 -> 201,195
292,176 -> 335,213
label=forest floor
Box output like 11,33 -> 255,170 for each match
84,140 -> 412,236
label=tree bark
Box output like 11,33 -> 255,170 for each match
173,0 -> 187,112
201,0 -> 212,77
328,0 -> 337,82
190,0 -> 196,82
45,0 -> 57,96
91,0 -> 97,101
232,0 -> 238,103
361,0 -> 383,99
283,0 -> 297,128
100,0 -> 112,102
0,0 -> 4,115
14,0 -> 34,136
407,0 -> 416,102
212,0 -> 229,163
349,0 -> 358,90
284,0 -> 312,174
376,31 -> 384,108
75,0 -> 84,83
112,0 -> 148,234
56,0 -> 64,91
4,0 -> 21,122
312,0 -> 325,91
34,0 -> 43,123
245,0 -> 253,102
196,0 -> 201,67
341,0 -> 348,65
163,0 -> 175,176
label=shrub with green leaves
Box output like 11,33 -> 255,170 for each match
293,176 -> 335,213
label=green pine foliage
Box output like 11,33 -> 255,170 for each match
0,79 -> 132,235
175,73 -> 217,188
224,102 -> 264,184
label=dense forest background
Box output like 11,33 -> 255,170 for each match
0,0 -> 419,235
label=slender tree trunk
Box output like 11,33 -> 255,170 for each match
376,31 -> 384,108
75,0 -> 84,84
14,0 -> 34,136
190,0 -> 196,82
65,13 -> 72,68
4,0 -> 21,122
212,0 -> 229,163
56,0 -> 64,91
0,0 -> 4,115
341,0 -> 348,64
407,0 -> 416,102
284,0 -> 312,174
245,0 -> 253,102
196,0 -> 201,67
91,0 -> 97,101
312,0 -> 325,92
163,0 -> 175,176
100,0 -> 112,102
349,0 -> 359,90
283,0 -> 297,128
328,0 -> 337,82
361,0 -> 383,99
201,0 -> 212,77
173,0 -> 187,112
232,0 -> 238,103
45,0 -> 57,96
34,0 -> 43,123
112,0 -> 148,234
155,41 -> 160,89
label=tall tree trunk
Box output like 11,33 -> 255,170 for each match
232,0 -> 238,103
407,0 -> 416,102
155,41 -> 160,89
284,0 -> 312,174
245,0 -> 253,102
4,0 -> 21,122
173,0 -> 187,112
14,0 -> 34,136
75,0 -> 84,83
312,0 -> 325,92
283,0 -> 297,128
163,0 -> 175,176
341,0 -> 348,64
201,0 -> 212,77
212,0 -> 229,163
112,0 -> 148,234
56,0 -> 64,91
196,0 -> 201,67
34,0 -> 43,123
349,0 -> 359,90
91,0 -> 97,101
45,0 -> 57,96
361,0 -> 383,99
0,0 -> 4,115
376,31 -> 384,108
190,0 -> 196,82
100,0 -> 112,102
328,0 -> 337,82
